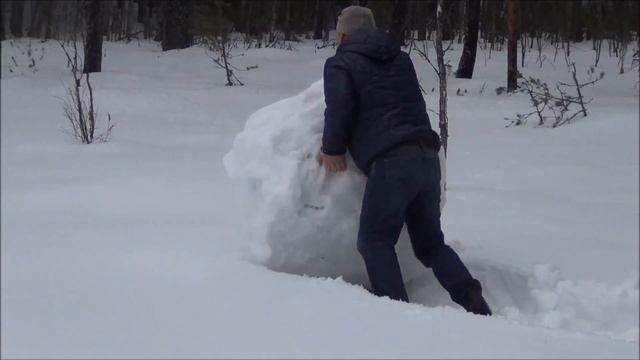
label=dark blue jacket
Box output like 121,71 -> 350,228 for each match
322,28 -> 440,174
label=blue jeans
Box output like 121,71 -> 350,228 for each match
357,141 -> 475,303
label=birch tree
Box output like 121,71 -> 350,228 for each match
435,0 -> 448,156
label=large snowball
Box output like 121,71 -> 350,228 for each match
224,80 -> 446,286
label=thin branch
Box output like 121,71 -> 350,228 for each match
413,41 -> 439,77
86,73 -> 96,141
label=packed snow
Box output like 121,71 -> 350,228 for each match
1,36 -> 638,358
223,78 -> 446,286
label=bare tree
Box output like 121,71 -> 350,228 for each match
504,63 -> 604,128
268,0 -> 278,45
57,2 -> 113,144
160,0 -> 193,51
506,0 -> 519,92
313,0 -> 324,40
26,0 -> 55,39
27,0 -> 42,38
435,0 -> 449,155
58,38 -> 113,143
195,0 -> 257,86
617,40 -> 628,74
415,0 -> 428,41
0,1 -> 5,41
284,0 -> 292,41
205,34 -> 246,86
83,0 -> 103,73
456,0 -> 480,79
593,37 -> 603,67
391,0 -> 408,44
10,0 -> 25,37
1,0 -> 638,54
412,0 -> 453,155
41,0 -> 54,39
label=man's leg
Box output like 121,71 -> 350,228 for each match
404,155 -> 485,308
357,159 -> 414,302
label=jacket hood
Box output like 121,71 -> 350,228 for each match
338,28 -> 401,62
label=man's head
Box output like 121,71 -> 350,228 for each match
335,5 -> 376,45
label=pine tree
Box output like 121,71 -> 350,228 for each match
83,0 -> 103,73
456,0 -> 480,79
160,0 -> 193,51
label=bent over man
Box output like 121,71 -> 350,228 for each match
317,5 -> 491,315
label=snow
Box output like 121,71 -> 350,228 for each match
223,78 -> 446,285
2,37 -> 638,358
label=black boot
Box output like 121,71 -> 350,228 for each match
451,279 -> 492,316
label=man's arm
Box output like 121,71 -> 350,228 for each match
322,56 -> 357,156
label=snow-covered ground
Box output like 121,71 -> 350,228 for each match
1,37 -> 638,358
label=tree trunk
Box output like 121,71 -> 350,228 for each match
0,1 -> 5,40
143,0 -> 153,39
284,0 -> 292,40
440,0 -> 457,41
322,1 -> 334,41
42,0 -> 53,39
564,0 -> 571,57
457,0 -> 465,43
84,0 -> 103,73
137,0 -> 145,23
391,0 -> 408,44
121,0 -> 128,40
243,0 -> 253,34
313,0 -> 323,40
416,0 -> 427,40
26,0 -> 38,37
570,0 -> 583,42
124,0 -> 133,40
435,0 -> 448,156
269,0 -> 277,39
160,0 -> 192,51
506,0 -> 519,92
456,0 -> 480,78
10,0 -> 24,37
301,0 -> 312,36
31,0 -> 52,39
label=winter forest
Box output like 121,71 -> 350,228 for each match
1,0 -> 639,358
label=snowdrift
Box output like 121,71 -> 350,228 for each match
224,80 -> 446,285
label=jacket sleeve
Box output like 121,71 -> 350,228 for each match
322,56 -> 357,155
407,55 -> 430,123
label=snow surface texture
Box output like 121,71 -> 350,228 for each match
225,77 -> 640,344
2,38 -> 638,358
223,79 -> 446,285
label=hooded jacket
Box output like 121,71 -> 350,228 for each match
322,28 -> 440,174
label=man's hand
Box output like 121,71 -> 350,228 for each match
316,150 -> 347,173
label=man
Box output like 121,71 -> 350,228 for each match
316,5 -> 491,316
